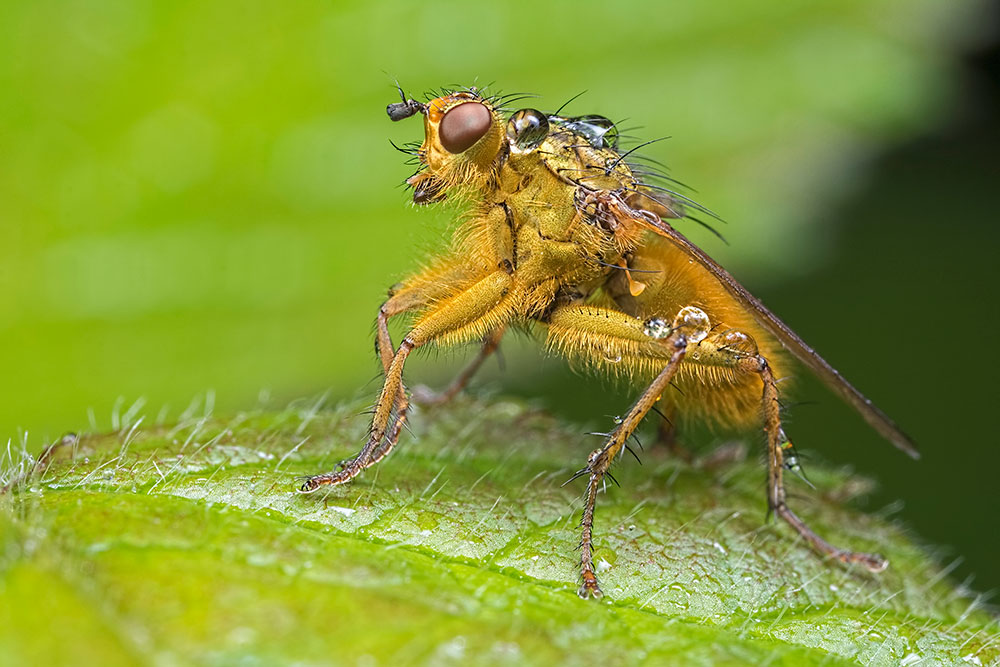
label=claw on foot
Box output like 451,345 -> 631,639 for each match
298,467 -> 355,493
578,572 -> 603,599
841,551 -> 889,573
299,478 -> 323,493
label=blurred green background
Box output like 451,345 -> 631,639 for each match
2,0 -> 998,593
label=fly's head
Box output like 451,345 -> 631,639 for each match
387,85 -> 687,222
388,87 -> 506,204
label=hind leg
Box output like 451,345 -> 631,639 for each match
548,308 -> 888,598
688,327 -> 888,571
753,356 -> 887,571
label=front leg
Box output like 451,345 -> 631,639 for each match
301,270 -> 516,492
370,252 -> 511,455
375,259 -> 482,374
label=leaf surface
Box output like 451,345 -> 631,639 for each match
2,397 -> 996,665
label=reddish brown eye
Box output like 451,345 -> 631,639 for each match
439,102 -> 492,153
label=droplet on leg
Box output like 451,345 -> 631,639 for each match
643,317 -> 671,339
674,306 -> 710,343
721,329 -> 759,355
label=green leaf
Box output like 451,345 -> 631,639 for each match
2,396 -> 995,665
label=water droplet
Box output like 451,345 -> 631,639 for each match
643,318 -> 671,340
555,115 -> 619,149
721,330 -> 758,355
506,109 -> 549,153
675,306 -> 710,343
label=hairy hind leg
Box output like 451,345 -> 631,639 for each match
693,327 -> 888,571
550,310 -> 888,597
753,356 -> 887,572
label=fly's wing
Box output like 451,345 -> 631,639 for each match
636,211 -> 920,459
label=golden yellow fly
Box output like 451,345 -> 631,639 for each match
301,85 -> 919,598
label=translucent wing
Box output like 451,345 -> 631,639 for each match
637,209 -> 919,459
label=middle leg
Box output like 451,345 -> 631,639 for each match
545,304 -> 711,597
413,327 -> 506,406
653,405 -> 693,462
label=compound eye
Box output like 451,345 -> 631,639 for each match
439,102 -> 492,153
506,109 -> 549,153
